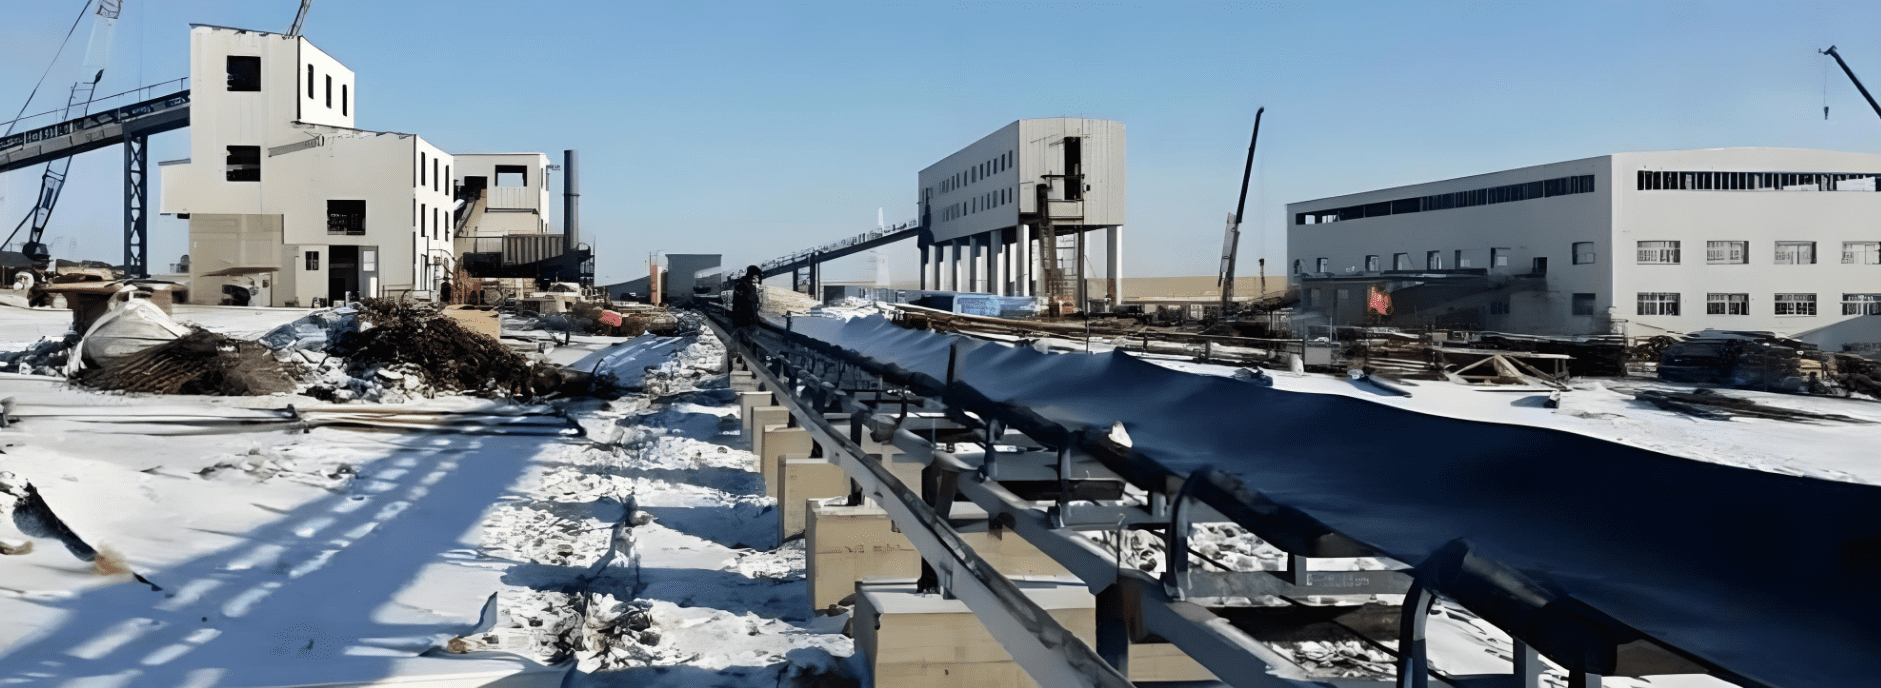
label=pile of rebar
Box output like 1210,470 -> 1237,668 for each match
78,329 -> 297,396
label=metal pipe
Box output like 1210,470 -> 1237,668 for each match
563,149 -> 579,252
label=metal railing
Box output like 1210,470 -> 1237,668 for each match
1,77 -> 189,137
758,218 -> 918,273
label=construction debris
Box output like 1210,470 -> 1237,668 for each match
77,329 -> 298,396
326,298 -> 565,399
1629,388 -> 1870,423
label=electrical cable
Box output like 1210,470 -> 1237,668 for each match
2,0 -> 95,138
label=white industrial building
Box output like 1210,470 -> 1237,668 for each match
159,25 -> 555,306
1286,148 -> 1881,336
917,118 -> 1126,310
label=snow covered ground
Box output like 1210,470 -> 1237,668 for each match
0,304 -> 852,687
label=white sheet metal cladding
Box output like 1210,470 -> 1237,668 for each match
919,118 -> 1125,244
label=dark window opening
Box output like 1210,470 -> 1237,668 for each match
420,153 -> 427,187
327,200 -> 366,235
306,251 -> 320,270
325,75 -> 333,108
306,64 -> 315,98
341,84 -> 349,116
1298,174 -> 1595,224
225,146 -> 261,182
1572,293 -> 1596,316
227,56 -> 262,92
433,159 -> 440,193
495,165 -> 527,187
1063,137 -> 1083,201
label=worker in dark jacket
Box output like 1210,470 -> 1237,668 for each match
732,266 -> 762,328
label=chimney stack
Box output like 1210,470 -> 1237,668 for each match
563,149 -> 579,253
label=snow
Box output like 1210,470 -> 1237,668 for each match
0,307 -> 853,687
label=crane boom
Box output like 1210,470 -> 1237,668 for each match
1822,46 -> 1881,124
9,0 -> 123,266
1217,106 -> 1264,315
287,0 -> 313,38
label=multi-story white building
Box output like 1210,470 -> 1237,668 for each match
161,25 -> 458,306
1286,148 -> 1881,336
916,118 -> 1126,308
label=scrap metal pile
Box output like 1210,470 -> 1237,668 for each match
77,329 -> 297,395
315,299 -> 567,399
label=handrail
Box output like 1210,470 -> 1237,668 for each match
0,76 -> 189,134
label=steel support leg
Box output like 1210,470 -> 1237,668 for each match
1095,583 -> 1131,676
1515,639 -> 1545,688
123,132 -> 149,279
1396,581 -> 1436,688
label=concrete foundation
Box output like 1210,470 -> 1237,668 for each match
778,458 -> 852,542
805,503 -> 922,612
746,407 -> 789,459
759,425 -> 814,498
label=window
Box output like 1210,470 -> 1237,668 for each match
1292,259 -> 1303,274
1492,248 -> 1510,267
1365,255 -> 1381,271
1774,241 -> 1816,265
1295,174 -> 1595,225
1775,293 -> 1817,316
1392,253 -> 1410,270
227,56 -> 261,91
327,200 -> 366,235
1335,289 -> 1349,308
420,152 -> 427,187
306,250 -> 320,270
225,146 -> 261,182
1316,258 -> 1329,273
1637,169 -> 1881,192
1637,292 -> 1680,316
1637,241 -> 1680,264
341,84 -> 348,116
363,249 -> 377,273
1843,241 -> 1881,265
433,208 -> 440,238
1489,301 -> 1510,315
433,159 -> 440,193
1455,250 -> 1472,268
1707,293 -> 1749,315
1427,251 -> 1442,270
1572,293 -> 1596,316
1707,240 -> 1748,264
495,165 -> 527,187
420,203 -> 427,237
325,75 -> 333,108
307,64 -> 315,98
445,165 -> 451,195
1573,242 -> 1596,265
1308,289 -> 1321,308
1532,257 -> 1549,274
1844,293 -> 1881,316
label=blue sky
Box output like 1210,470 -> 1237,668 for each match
5,0 -> 1881,285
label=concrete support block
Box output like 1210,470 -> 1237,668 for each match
745,406 -> 788,457
806,503 -> 921,612
729,371 -> 758,392
1126,641 -> 1218,682
759,425 -> 813,498
855,582 -> 1095,688
737,391 -> 777,438
778,457 -> 854,542
956,526 -> 1071,578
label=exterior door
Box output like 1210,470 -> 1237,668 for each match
328,245 -> 360,304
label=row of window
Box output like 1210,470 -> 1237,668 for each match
411,200 -> 451,241
1295,174 -> 1597,225
1634,240 -> 1880,265
417,152 -> 449,194
306,64 -> 347,116
1298,248 -> 1522,274
939,151 -> 1015,196
1295,238 -> 1881,275
1635,170 -> 1880,192
320,199 -> 453,241
1634,292 -> 1879,317
937,187 -> 1016,222
303,249 -> 378,272
225,57 -> 349,117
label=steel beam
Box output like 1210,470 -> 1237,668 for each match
122,131 -> 148,278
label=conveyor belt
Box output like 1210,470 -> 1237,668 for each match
785,314 -> 1881,688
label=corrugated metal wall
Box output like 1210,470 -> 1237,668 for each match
502,234 -> 566,266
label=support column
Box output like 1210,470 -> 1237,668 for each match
989,230 -> 1006,295
967,235 -> 983,293
948,240 -> 963,292
1016,224 -> 1032,297
919,243 -> 930,291
123,132 -> 150,280
1106,225 -> 1124,312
